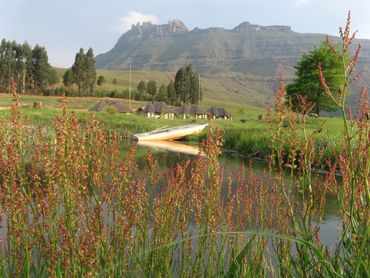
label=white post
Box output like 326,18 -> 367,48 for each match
129,63 -> 131,109
198,73 -> 201,107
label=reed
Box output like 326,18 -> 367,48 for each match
0,13 -> 368,276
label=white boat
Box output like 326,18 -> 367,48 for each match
131,123 -> 208,141
138,140 -> 201,156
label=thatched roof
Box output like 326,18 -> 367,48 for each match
207,106 -> 232,117
177,104 -> 207,115
138,102 -> 176,114
89,99 -> 133,113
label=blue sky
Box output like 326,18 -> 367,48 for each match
1,0 -> 369,67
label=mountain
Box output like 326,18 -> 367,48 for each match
96,19 -> 370,73
96,20 -> 370,109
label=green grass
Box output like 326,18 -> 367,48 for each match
53,68 -> 274,107
0,94 -> 344,162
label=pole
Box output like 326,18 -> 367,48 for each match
198,73 -> 201,106
129,63 -> 131,109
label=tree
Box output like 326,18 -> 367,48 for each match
85,48 -> 96,95
0,39 -> 16,93
63,68 -> 74,93
137,80 -> 146,93
190,70 -> 201,104
286,43 -> 344,116
147,80 -> 157,100
174,67 -> 187,103
48,67 -> 59,85
71,48 -> 85,95
157,84 -> 167,101
174,64 -> 201,104
0,39 -> 56,94
71,48 -> 96,96
97,75 -> 105,86
32,44 -> 52,94
14,42 -> 32,94
167,80 -> 177,105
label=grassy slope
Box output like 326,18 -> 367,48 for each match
54,68 -> 274,108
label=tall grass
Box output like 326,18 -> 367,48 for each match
0,13 -> 368,276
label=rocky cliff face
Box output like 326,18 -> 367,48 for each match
233,21 -> 292,32
118,20 -> 188,41
96,19 -> 370,79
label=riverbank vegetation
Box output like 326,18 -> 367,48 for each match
0,93 -> 345,162
0,14 -> 368,276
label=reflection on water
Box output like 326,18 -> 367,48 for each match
128,140 -> 340,245
137,140 -> 201,156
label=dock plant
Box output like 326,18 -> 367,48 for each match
0,13 -> 368,277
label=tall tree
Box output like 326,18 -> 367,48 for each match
63,68 -> 74,93
71,48 -> 86,96
85,48 -> 96,95
14,42 -> 31,94
32,44 -> 52,94
174,67 -> 186,103
174,64 -> 201,104
48,67 -> 59,86
137,80 -> 146,94
157,83 -> 167,101
190,70 -> 201,104
0,39 -> 55,94
286,43 -> 344,115
0,40 -> 16,92
147,80 -> 157,100
167,80 -> 177,105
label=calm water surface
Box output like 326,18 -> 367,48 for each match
0,141 -> 340,249
129,141 -> 340,247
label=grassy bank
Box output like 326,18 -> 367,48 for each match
0,93 -> 344,163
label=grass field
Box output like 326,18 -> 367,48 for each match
0,93 -> 344,161
53,68 -> 275,107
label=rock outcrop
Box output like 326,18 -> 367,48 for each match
233,21 -> 291,32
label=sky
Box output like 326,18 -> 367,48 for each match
1,0 -> 370,68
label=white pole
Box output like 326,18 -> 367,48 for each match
198,73 -> 201,106
129,63 -> 131,109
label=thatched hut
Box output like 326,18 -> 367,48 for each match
89,99 -> 133,113
137,101 -> 175,119
177,104 -> 208,119
207,106 -> 232,120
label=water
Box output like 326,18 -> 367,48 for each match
0,140 -> 340,250
128,140 -> 340,247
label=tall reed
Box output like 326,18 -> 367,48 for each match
0,13 -> 368,277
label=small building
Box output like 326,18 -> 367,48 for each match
137,101 -> 176,119
177,104 -> 208,119
207,106 -> 232,120
89,98 -> 133,113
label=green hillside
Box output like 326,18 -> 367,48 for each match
94,20 -> 370,110
54,68 -> 276,107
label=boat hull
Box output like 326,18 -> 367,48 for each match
131,123 -> 208,141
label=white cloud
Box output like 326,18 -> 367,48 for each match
113,11 -> 159,33
294,0 -> 314,6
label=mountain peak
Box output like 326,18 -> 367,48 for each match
128,19 -> 188,36
168,19 -> 188,33
233,21 -> 291,32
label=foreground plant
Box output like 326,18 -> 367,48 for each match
0,13 -> 368,277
